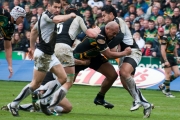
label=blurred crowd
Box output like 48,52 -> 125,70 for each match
1,0 -> 180,58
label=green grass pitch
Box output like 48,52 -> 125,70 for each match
0,81 -> 180,120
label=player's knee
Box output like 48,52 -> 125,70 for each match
30,80 -> 41,90
64,104 -> 73,113
106,72 -> 118,81
120,69 -> 130,78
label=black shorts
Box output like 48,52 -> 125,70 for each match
123,57 -> 137,75
75,54 -> 108,73
161,55 -> 177,68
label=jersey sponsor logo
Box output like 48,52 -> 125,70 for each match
97,39 -> 105,44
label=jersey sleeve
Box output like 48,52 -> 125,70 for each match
96,34 -> 108,52
78,16 -> 87,32
43,11 -> 54,22
161,35 -> 168,45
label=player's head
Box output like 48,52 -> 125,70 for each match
10,6 -> 26,25
47,0 -> 61,15
65,5 -> 78,15
105,21 -> 119,40
101,5 -> 117,23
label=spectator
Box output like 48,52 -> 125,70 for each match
11,32 -> 23,51
88,0 -> 104,8
141,41 -> 154,56
42,0 -> 48,10
37,6 -> 44,19
21,31 -> 31,52
172,7 -> 180,29
19,0 -> 26,8
25,5 -> 33,23
31,8 -> 37,15
105,0 -> 112,5
15,23 -> 25,38
129,13 -> 136,24
2,1 -> 10,12
95,13 -> 105,27
83,9 -> 94,22
60,0 -> 69,15
142,19 -> 149,31
29,0 -> 40,10
124,4 -> 136,19
156,16 -> 165,28
92,6 -> 98,20
132,21 -> 144,38
164,0 -> 177,17
133,8 -> 145,24
152,27 -> 164,57
144,20 -> 157,43
133,32 -> 145,49
145,1 -> 163,20
9,0 -> 20,10
78,0 -> 92,16
149,5 -> 163,21
125,21 -> 133,33
135,0 -> 149,13
117,0 -> 131,17
163,16 -> 172,34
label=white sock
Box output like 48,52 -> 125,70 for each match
125,76 -> 141,103
40,80 -> 61,99
54,106 -> 64,113
11,84 -> 33,108
48,86 -> 67,110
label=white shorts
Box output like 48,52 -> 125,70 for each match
55,43 -> 74,67
33,49 -> 60,72
119,49 -> 142,67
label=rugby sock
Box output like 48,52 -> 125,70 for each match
19,104 -> 33,111
96,92 -> 105,100
170,75 -> 177,82
164,80 -> 170,92
40,80 -> 61,99
125,76 -> 141,102
48,86 -> 67,110
137,88 -> 150,109
11,84 -> 33,108
54,106 -> 64,113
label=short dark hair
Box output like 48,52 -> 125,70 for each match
148,20 -> 155,23
101,5 -> 117,18
48,0 -> 60,5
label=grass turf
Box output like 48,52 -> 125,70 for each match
0,81 -> 180,120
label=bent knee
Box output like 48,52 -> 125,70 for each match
64,105 -> 73,113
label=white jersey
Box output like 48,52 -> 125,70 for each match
115,17 -> 134,45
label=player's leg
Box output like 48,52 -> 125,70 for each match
55,97 -> 72,113
91,55 -> 117,109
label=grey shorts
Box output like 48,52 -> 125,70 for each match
55,43 -> 75,67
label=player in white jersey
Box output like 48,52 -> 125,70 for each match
101,5 -> 154,118
31,5 -> 101,112
8,0 -> 76,116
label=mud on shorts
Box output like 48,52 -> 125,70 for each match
75,54 -> 108,73
119,49 -> 142,75
55,43 -> 75,67
33,49 -> 60,72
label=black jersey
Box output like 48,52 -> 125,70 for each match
0,8 -> 14,40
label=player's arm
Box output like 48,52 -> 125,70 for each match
4,40 -> 12,71
161,36 -> 168,62
78,17 -> 100,38
30,24 -> 38,50
101,47 -> 130,59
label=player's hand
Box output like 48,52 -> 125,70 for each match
70,13 -> 76,18
93,26 -> 101,34
8,66 -> 13,78
28,48 -> 35,60
124,47 -> 131,56
82,59 -> 91,66
164,61 -> 170,67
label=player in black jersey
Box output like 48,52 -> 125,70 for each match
101,5 -> 154,118
0,6 -> 26,78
